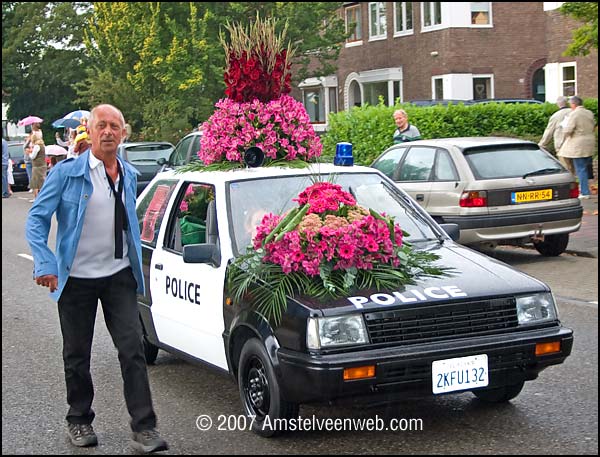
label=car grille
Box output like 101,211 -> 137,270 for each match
364,297 -> 518,347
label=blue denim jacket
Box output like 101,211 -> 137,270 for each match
25,150 -> 144,301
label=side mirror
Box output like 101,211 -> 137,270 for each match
156,157 -> 167,166
183,243 -> 221,267
439,223 -> 460,242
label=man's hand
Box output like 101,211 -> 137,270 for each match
36,275 -> 58,292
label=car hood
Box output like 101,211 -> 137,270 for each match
294,242 -> 548,316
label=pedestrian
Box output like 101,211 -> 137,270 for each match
538,96 -> 573,174
25,104 -> 168,453
23,135 -> 33,191
2,136 -> 9,198
559,96 -> 596,199
28,123 -> 47,203
124,122 -> 132,142
392,109 -> 421,143
7,156 -> 15,194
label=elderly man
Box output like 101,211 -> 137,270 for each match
539,96 -> 573,174
392,109 -> 421,143
26,104 -> 168,453
560,96 -> 596,199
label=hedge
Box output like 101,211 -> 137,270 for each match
321,99 -> 598,166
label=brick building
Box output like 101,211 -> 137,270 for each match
294,2 -> 598,132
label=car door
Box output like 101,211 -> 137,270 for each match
426,148 -> 464,219
391,146 -> 436,208
148,180 -> 228,369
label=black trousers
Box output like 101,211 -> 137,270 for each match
58,267 -> 157,432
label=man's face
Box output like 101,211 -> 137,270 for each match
89,106 -> 125,156
394,112 -> 407,128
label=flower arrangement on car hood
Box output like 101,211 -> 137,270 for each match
228,182 -> 445,324
184,16 -> 322,172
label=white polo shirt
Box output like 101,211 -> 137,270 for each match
70,152 -> 130,278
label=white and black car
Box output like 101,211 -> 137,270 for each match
135,164 -> 573,436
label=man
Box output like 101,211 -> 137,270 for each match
2,136 -> 9,198
559,96 -> 596,199
392,109 -> 421,143
538,96 -> 573,174
26,104 -> 168,453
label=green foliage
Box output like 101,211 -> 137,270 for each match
2,2 -> 93,127
321,102 -> 597,166
559,2 -> 598,56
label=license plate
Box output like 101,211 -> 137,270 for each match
432,354 -> 488,394
511,189 -> 552,204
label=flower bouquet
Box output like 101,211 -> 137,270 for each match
182,16 -> 322,172
228,182 -> 445,324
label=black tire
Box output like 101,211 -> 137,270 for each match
238,339 -> 299,437
143,335 -> 159,365
533,233 -> 569,256
473,381 -> 525,403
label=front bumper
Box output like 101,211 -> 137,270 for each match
277,326 -> 573,404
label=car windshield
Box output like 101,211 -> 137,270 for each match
228,172 -> 438,253
463,145 -> 565,179
123,144 -> 173,163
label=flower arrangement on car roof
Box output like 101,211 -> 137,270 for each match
228,181 -> 445,324
182,15 -> 322,172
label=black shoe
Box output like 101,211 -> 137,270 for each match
132,429 -> 169,453
67,423 -> 98,447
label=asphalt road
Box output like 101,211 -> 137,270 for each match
2,193 -> 598,455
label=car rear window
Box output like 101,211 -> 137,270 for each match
8,144 -> 24,159
124,144 -> 173,162
463,145 -> 565,179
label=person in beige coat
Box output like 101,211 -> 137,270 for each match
559,96 -> 596,198
539,96 -> 572,173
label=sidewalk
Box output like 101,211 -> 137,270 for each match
567,194 -> 598,258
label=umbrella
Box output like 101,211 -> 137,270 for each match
46,145 -> 68,156
17,115 -> 44,127
52,109 -> 90,129
52,118 -> 83,129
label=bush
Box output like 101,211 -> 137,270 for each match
321,99 -> 598,166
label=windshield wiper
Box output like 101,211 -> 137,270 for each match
522,168 -> 562,179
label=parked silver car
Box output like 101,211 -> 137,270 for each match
371,137 -> 583,256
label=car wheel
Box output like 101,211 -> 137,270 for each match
533,233 -> 569,256
238,339 -> 299,437
473,381 -> 525,403
143,335 -> 159,365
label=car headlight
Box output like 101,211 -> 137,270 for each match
307,315 -> 369,350
516,293 -> 558,325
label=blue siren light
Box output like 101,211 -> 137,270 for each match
334,142 -> 354,166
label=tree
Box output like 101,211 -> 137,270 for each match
560,2 -> 598,56
2,2 -> 93,137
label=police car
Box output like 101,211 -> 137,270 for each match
135,162 -> 572,436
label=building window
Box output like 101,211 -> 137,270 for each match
433,77 -> 444,99
364,81 -> 389,106
369,2 -> 387,39
423,2 -> 442,28
303,89 -> 326,123
472,76 -> 493,100
345,4 -> 362,43
471,2 -> 490,25
328,87 -> 338,113
394,2 -> 413,34
560,64 -> 576,96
